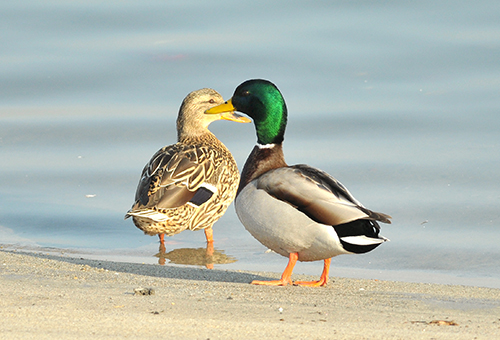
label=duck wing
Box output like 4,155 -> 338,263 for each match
256,164 -> 391,227
129,143 -> 217,213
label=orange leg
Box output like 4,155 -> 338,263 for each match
157,234 -> 166,266
294,258 -> 331,287
251,252 -> 298,286
204,227 -> 214,269
204,227 -> 214,244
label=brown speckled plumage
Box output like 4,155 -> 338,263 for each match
125,88 -> 244,239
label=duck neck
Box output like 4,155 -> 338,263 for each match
237,143 -> 287,195
254,103 -> 287,146
178,129 -> 217,145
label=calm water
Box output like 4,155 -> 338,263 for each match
1,1 -> 499,288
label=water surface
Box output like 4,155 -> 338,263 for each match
1,0 -> 499,288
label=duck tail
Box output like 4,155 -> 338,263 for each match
334,219 -> 388,254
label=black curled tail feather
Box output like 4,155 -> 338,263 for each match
333,219 -> 385,254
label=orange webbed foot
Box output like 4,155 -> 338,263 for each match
294,258 -> 331,287
251,252 -> 298,286
293,278 -> 328,287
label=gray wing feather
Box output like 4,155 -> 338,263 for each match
256,165 -> 391,226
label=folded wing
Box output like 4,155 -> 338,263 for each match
256,164 -> 391,227
126,144 -> 217,219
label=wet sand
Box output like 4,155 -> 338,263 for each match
1,250 -> 499,339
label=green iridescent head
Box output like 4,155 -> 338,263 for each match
206,79 -> 287,145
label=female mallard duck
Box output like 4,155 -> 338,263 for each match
206,79 -> 391,286
125,88 -> 251,253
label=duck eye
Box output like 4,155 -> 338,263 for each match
242,90 -> 250,96
208,99 -> 215,104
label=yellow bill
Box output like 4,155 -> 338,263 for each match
205,99 -> 251,123
220,111 -> 251,123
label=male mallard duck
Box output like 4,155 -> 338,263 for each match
125,88 -> 251,254
206,79 -> 391,286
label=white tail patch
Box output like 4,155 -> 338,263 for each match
340,235 -> 388,246
126,209 -> 170,222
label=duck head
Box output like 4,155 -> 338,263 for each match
206,79 -> 288,146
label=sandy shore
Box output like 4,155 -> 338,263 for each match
0,250 -> 499,339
